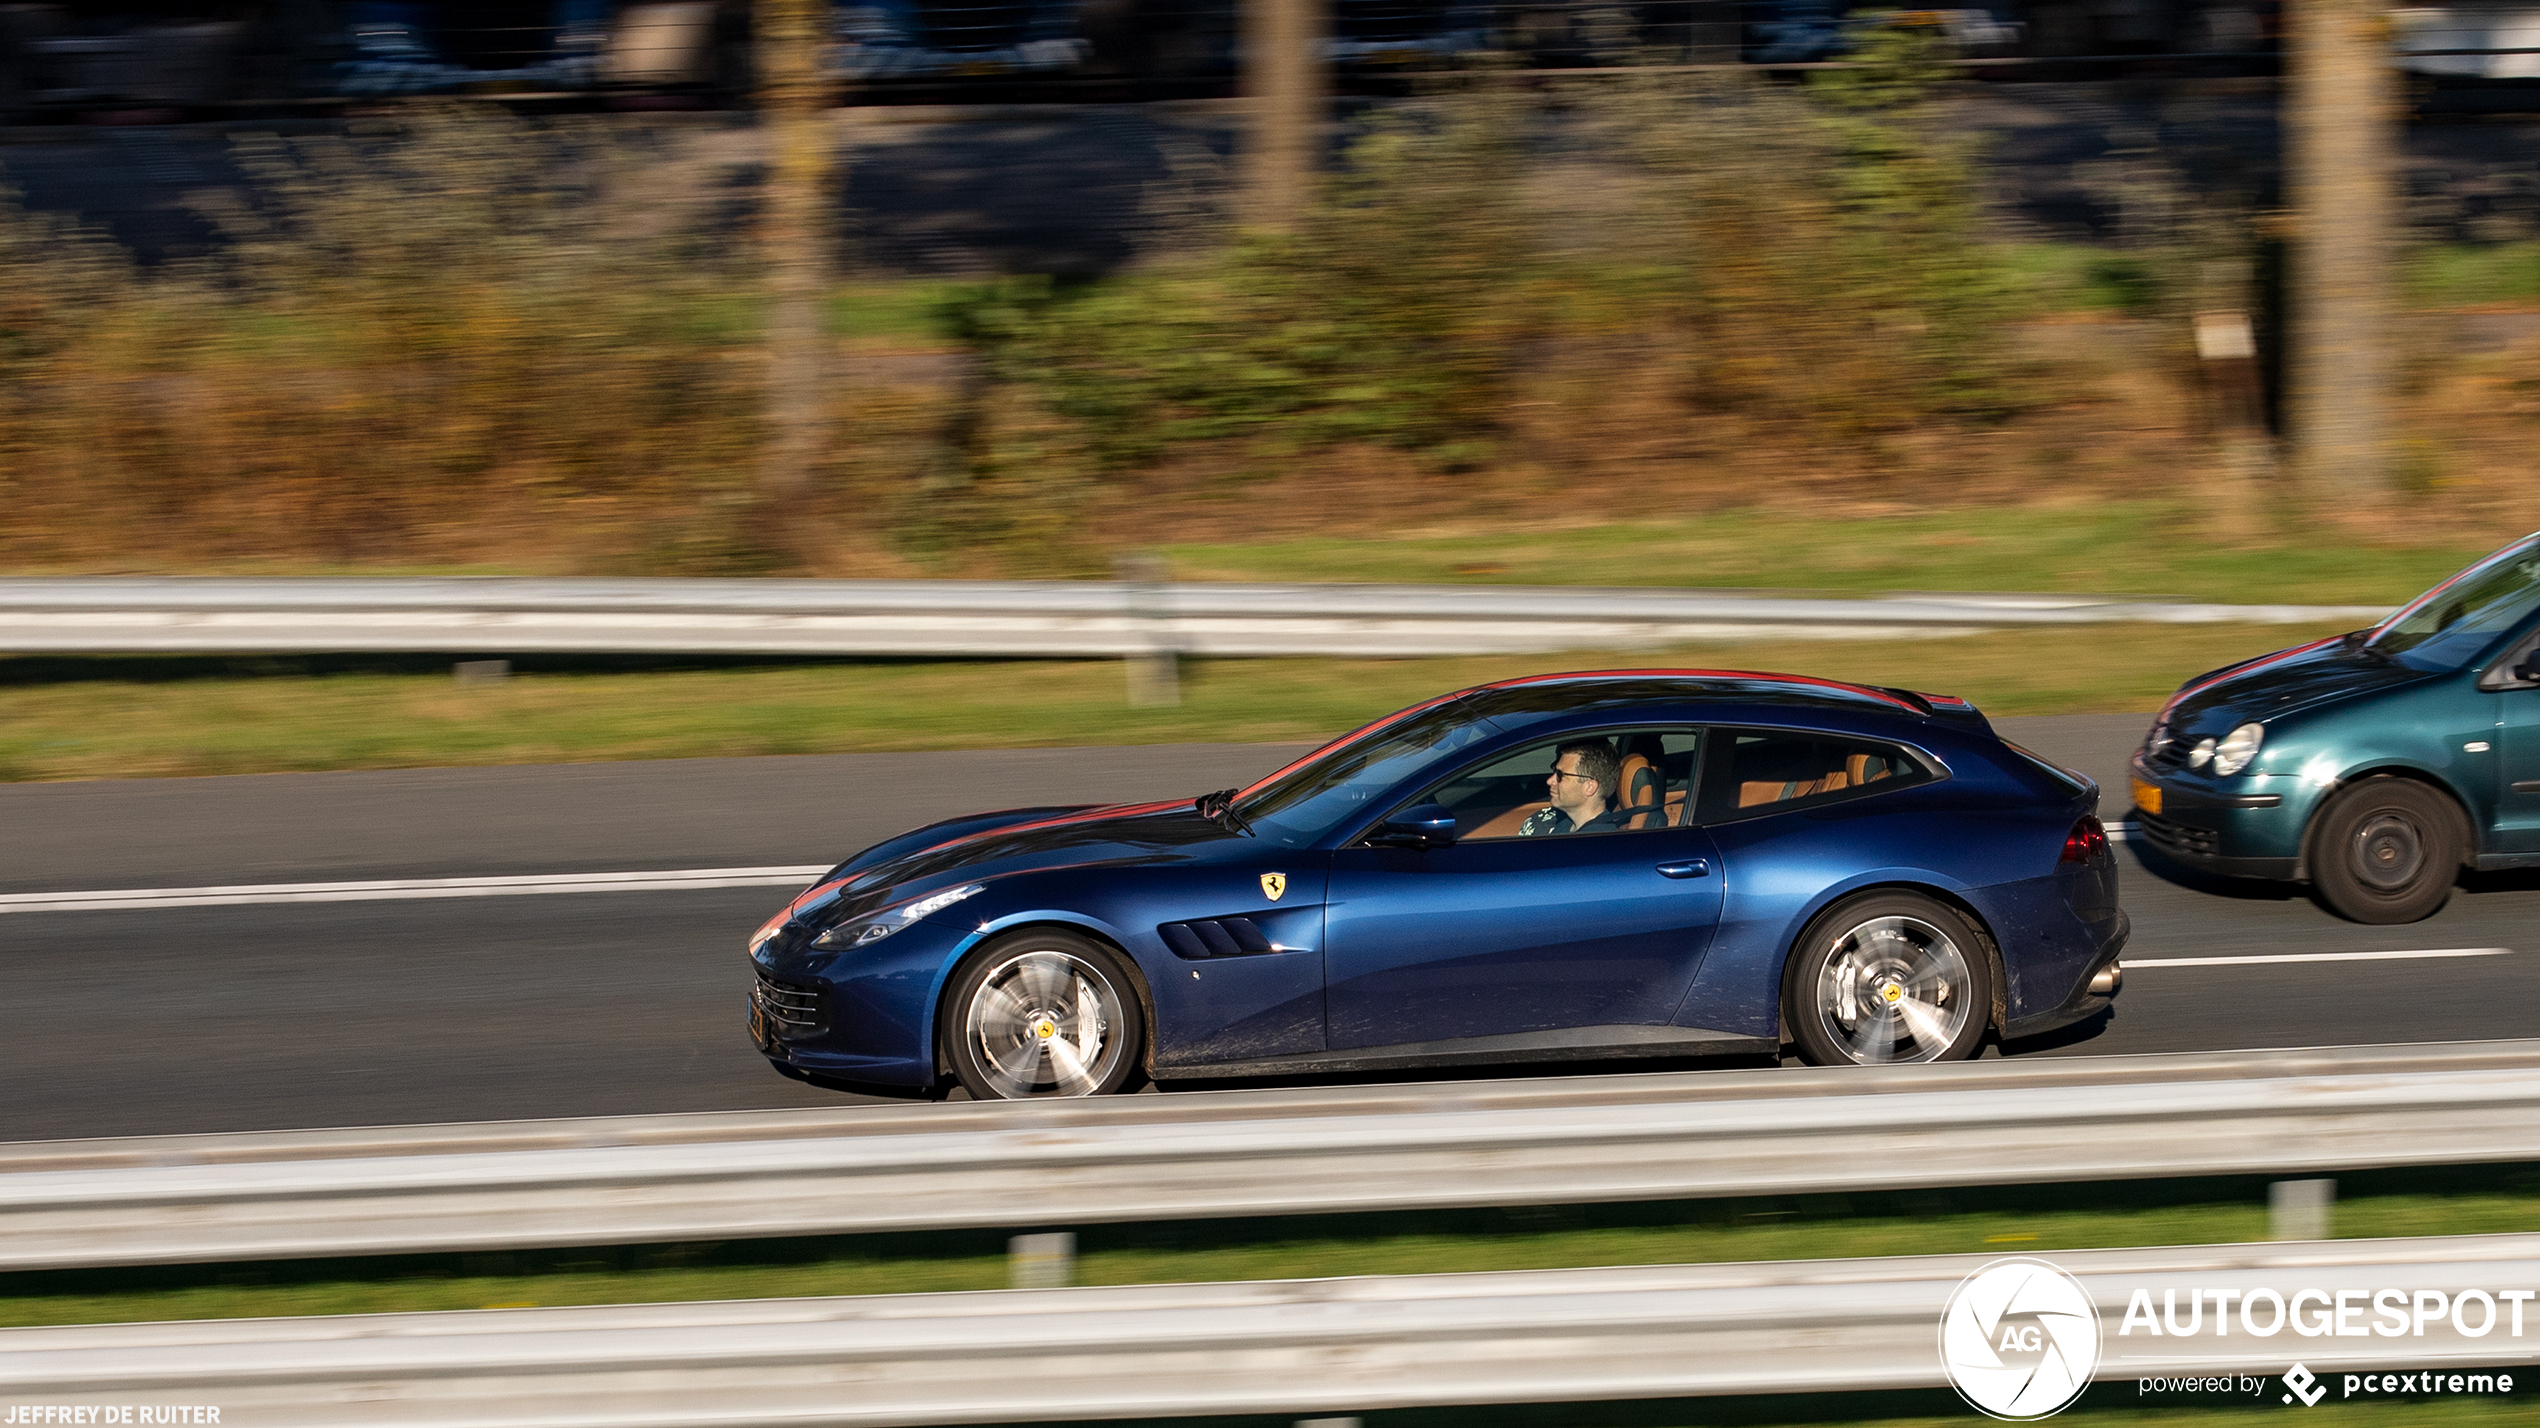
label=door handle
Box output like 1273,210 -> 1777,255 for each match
1655,860 -> 1710,879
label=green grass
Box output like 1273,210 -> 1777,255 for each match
1158,501 -> 2496,604
0,620 -> 2356,781
6,1168 -> 2536,1329
2408,241 -> 2540,310
1996,241 -> 2165,317
828,278 -> 985,343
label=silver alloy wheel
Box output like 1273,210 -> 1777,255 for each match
1810,914 -> 1974,1064
962,948 -> 1126,1098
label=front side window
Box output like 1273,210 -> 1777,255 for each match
2370,537 -> 2540,672
1694,729 -> 1933,824
1416,730 -> 1703,841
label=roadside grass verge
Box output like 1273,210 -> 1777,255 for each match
1157,500 -> 2491,606
4,1166 -> 2535,1328
0,620 -> 2356,782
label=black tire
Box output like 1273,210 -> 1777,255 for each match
2309,778 -> 2464,925
941,929 -> 1145,1099
1784,892 -> 1993,1067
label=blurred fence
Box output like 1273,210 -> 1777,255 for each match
9,1040 -> 2540,1272
8,1234 -> 2539,1423
0,578 -> 2388,657
6,0 -> 2535,117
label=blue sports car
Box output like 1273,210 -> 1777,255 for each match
747,670 -> 2127,1098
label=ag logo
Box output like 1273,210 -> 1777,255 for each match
1259,872 -> 1286,901
1939,1257 -> 2100,1420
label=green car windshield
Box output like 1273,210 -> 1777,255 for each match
2369,536 -> 2540,672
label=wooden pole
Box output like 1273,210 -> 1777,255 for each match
2287,0 -> 2396,509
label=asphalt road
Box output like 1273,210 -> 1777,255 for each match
8,712 -> 2540,1143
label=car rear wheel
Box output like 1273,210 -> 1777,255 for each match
943,930 -> 1143,1099
2310,778 -> 2463,924
1785,893 -> 1992,1066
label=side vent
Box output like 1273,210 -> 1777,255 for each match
1159,916 -> 1278,959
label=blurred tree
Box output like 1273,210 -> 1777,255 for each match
1243,0 -> 1328,229
2288,0 -> 2395,507
758,0 -> 837,555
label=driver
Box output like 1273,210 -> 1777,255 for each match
1518,739 -> 1628,836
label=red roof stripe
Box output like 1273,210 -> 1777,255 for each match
1481,668 -> 1923,713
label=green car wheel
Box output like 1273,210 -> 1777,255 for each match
2309,778 -> 2465,925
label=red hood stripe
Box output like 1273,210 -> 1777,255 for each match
899,797 -> 1193,865
2159,634 -> 2342,719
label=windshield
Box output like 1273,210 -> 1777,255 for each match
1234,698 -> 1496,847
2369,536 -> 2540,672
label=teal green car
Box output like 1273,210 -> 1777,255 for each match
2130,532 -> 2540,923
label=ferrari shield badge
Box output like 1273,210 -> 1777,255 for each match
1260,872 -> 1287,901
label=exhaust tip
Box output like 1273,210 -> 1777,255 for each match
2089,963 -> 2123,997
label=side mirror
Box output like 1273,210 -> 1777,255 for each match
1371,804 -> 1459,849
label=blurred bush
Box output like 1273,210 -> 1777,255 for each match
9,65 -> 2516,577
0,106 -> 784,573
949,35 -> 2029,515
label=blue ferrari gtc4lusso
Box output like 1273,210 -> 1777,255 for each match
747,670 -> 2127,1098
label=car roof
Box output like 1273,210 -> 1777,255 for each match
1465,669 -> 1941,719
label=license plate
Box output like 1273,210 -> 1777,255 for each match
748,991 -> 771,1051
2129,776 -> 2161,817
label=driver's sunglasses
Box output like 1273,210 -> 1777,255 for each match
1547,766 -> 1592,782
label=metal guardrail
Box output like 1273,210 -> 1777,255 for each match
9,1041 -> 2540,1272
7,1235 -> 2538,1424
0,577 -> 2389,657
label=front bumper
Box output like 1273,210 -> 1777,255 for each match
747,918 -> 976,1088
2127,754 -> 2308,879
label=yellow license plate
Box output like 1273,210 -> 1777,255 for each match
2129,776 -> 2161,817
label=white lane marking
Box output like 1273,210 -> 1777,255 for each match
2106,821 -> 2135,843
2125,947 -> 2514,968
0,866 -> 833,914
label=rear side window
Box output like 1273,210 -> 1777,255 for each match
1695,729 -> 1935,824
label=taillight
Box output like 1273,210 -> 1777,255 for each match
2061,816 -> 2109,864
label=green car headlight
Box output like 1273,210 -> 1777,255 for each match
2210,722 -> 2265,776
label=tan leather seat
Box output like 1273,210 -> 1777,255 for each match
1739,767 -> 1850,808
1618,738 -> 1667,830
1469,800 -> 1550,839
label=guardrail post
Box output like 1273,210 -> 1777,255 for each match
2270,1178 -> 2335,1240
1115,554 -> 1181,707
1009,1231 -> 1076,1288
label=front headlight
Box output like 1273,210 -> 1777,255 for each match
2210,722 -> 2265,776
814,883 -> 986,949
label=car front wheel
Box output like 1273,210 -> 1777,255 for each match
2309,778 -> 2463,924
1786,893 -> 1992,1066
943,930 -> 1144,1099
